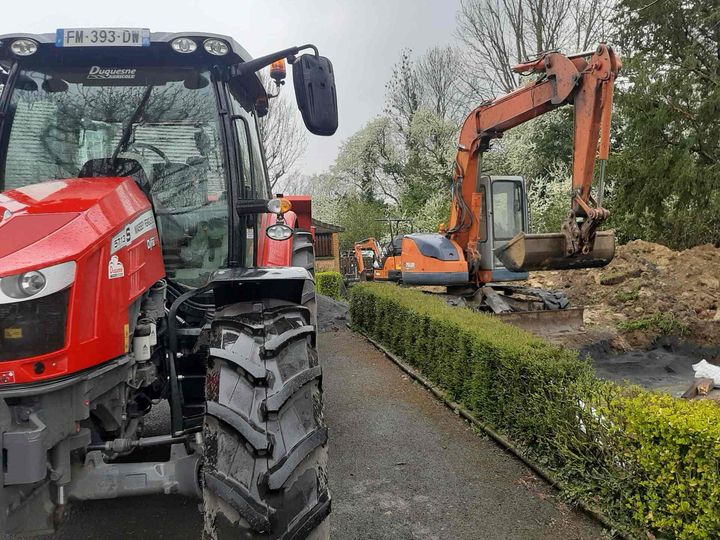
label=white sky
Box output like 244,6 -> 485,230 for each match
0,0 -> 460,175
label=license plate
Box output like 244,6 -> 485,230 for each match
56,28 -> 150,48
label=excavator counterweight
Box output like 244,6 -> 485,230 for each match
495,231 -> 616,272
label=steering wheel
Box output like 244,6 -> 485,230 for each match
126,142 -> 171,167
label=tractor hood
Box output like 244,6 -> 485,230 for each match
0,177 -> 153,276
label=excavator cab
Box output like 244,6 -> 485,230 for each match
370,219 -> 411,282
477,176 -> 529,281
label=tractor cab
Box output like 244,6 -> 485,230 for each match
0,31 -> 336,289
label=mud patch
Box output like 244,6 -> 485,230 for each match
317,294 -> 348,332
581,339 -> 720,396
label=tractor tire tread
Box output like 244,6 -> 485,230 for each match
263,366 -> 322,415
204,470 -> 271,532
203,283 -> 328,539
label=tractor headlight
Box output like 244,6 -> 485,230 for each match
171,37 -> 197,54
19,271 -> 46,297
11,39 -> 38,56
266,224 -> 294,241
0,261 -> 76,303
203,38 -> 229,56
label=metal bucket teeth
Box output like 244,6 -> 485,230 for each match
494,231 -> 615,272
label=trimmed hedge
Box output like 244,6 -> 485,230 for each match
316,271 -> 343,300
350,282 -> 720,539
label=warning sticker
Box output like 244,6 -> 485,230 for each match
108,255 -> 125,279
0,371 -> 16,384
110,210 -> 157,254
3,328 -> 22,339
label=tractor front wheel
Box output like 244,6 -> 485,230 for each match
201,293 -> 329,539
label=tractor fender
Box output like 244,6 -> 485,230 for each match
208,266 -> 315,313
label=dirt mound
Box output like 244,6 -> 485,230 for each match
526,240 -> 720,348
317,294 -> 349,332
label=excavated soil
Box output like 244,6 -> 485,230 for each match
524,240 -> 720,351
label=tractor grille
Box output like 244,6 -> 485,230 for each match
0,289 -> 70,361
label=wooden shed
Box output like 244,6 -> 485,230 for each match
312,218 -> 345,272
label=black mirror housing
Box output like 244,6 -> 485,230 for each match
292,54 -> 338,136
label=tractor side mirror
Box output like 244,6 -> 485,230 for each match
292,54 -> 338,136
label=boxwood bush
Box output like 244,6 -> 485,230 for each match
316,271 -> 343,300
350,282 -> 720,539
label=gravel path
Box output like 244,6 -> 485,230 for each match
323,328 -> 604,540
36,310 -> 604,539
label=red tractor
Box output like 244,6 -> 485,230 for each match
0,29 -> 337,538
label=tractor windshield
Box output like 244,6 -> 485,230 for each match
0,65 -> 230,285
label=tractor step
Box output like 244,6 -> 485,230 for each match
494,231 -> 615,272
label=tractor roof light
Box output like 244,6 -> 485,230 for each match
171,37 -> 197,54
270,59 -> 287,83
11,39 -> 38,57
267,198 -> 292,215
266,223 -> 293,241
203,38 -> 229,56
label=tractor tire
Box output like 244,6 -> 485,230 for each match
202,291 -> 329,539
292,231 -> 315,276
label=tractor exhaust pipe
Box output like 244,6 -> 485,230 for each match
494,230 -> 615,272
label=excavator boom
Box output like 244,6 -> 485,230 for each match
449,44 -> 620,274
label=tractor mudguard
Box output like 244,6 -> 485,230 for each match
208,266 -> 314,310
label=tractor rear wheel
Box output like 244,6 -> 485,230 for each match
201,292 -> 329,539
292,231 -> 315,276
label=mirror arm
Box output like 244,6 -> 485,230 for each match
236,198 -> 271,215
231,44 -> 319,78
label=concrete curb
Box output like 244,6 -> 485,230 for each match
351,325 -> 636,540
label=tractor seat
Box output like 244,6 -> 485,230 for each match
78,158 -> 152,199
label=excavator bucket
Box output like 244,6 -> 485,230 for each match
494,230 -> 615,272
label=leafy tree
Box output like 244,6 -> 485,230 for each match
611,0 -> 720,247
330,117 -> 404,205
334,195 -> 389,250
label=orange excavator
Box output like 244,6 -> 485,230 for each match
399,44 -> 620,291
345,219 -> 411,282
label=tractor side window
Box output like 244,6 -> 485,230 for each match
228,90 -> 269,200
232,115 -> 253,199
491,181 -> 524,240
249,117 -> 269,199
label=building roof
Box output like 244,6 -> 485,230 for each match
312,218 -> 344,233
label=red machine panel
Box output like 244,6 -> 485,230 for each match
0,178 -> 165,384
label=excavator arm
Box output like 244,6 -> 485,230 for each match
448,44 -> 620,274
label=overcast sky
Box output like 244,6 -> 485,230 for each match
0,0 -> 461,175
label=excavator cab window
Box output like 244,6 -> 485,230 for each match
491,180 -> 525,240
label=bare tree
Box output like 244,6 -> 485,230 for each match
456,0 -> 613,98
257,72 -> 308,190
384,49 -> 422,138
416,46 -> 465,124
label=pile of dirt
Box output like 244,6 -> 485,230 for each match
525,240 -> 720,349
317,294 -> 349,332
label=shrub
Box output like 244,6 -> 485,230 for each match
316,271 -> 343,300
350,282 -> 720,538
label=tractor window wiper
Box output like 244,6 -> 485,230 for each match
111,85 -> 154,166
